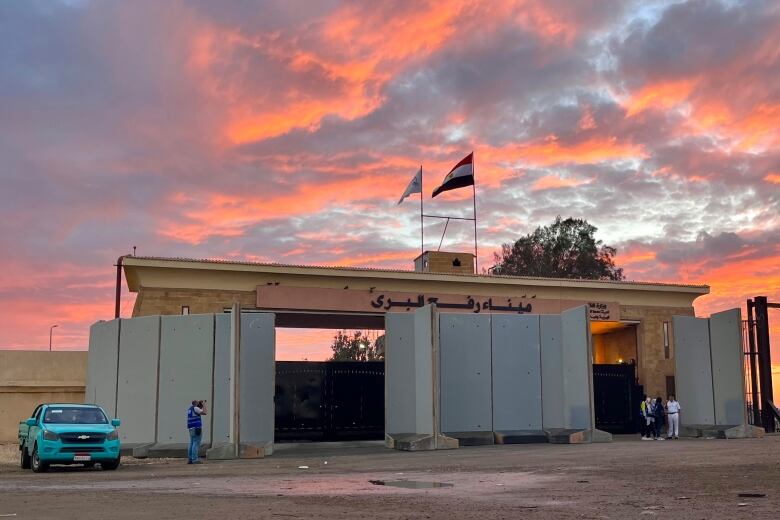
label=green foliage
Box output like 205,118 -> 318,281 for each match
491,216 -> 625,280
329,331 -> 385,361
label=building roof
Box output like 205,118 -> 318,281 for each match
122,255 -> 709,294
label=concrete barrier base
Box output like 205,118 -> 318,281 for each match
145,443 -> 208,458
546,428 -> 612,444
129,443 -> 155,458
206,443 -> 237,460
385,433 -> 458,451
240,441 -> 272,458
681,424 -> 765,439
443,431 -> 494,446
493,430 -> 548,444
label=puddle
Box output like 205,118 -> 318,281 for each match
369,479 -> 453,489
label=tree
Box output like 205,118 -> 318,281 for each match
329,331 -> 385,361
491,217 -> 625,280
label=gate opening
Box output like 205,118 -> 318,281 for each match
591,322 -> 641,433
274,323 -> 385,443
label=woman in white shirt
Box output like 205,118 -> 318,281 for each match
666,395 -> 681,439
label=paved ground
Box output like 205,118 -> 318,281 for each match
1,436 -> 779,519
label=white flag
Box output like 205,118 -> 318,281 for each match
397,167 -> 422,204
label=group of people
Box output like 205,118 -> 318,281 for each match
640,394 -> 681,440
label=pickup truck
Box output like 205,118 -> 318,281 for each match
19,403 -> 122,472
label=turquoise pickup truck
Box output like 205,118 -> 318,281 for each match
18,403 -> 122,472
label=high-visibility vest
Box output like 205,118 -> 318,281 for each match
639,401 -> 646,417
187,406 -> 202,429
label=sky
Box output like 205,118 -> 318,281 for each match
0,0 -> 778,366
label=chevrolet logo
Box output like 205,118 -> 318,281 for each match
77,435 -> 90,440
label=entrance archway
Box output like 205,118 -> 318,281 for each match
267,311 -> 385,443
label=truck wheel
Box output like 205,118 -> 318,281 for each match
20,445 -> 31,469
31,446 -> 49,473
101,456 -> 121,471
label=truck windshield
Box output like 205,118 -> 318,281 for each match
43,407 -> 107,424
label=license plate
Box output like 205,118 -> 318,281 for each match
73,455 -> 91,462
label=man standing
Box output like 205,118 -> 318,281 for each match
187,399 -> 207,464
666,395 -> 681,439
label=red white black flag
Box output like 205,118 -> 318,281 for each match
432,152 -> 474,198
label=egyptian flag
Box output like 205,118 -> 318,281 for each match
432,152 -> 474,198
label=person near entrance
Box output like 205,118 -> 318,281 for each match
639,394 -> 650,440
641,395 -> 655,440
187,399 -> 207,464
666,395 -> 681,439
652,397 -> 665,440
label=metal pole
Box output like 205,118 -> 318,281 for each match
114,256 -> 124,319
437,218 -> 451,251
420,165 -> 424,255
746,299 -> 761,426
471,151 -> 478,272
754,296 -> 775,432
49,325 -> 57,351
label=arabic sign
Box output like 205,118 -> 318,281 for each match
368,293 -> 532,313
256,286 -> 620,321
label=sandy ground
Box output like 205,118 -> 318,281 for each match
1,436 -> 779,519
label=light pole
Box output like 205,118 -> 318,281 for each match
49,325 -> 58,351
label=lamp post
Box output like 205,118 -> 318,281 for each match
49,325 -> 58,351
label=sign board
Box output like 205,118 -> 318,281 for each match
257,286 -> 620,322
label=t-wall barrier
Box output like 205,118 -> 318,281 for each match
85,311 -> 275,459
673,308 -> 762,438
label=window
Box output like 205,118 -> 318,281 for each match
181,306 -> 190,315
44,407 -> 107,424
666,376 -> 676,399
663,321 -> 671,359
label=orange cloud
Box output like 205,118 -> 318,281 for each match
624,78 -> 698,117
764,173 -> 780,184
159,171 -> 416,244
186,0 -> 595,146
488,135 -> 645,168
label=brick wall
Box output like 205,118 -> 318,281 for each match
133,287 -> 256,316
593,327 -> 638,364
621,304 -> 695,398
414,251 -> 475,275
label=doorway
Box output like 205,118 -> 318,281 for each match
271,316 -> 385,443
591,322 -> 641,433
275,361 -> 385,441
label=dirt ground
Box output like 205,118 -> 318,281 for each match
1,436 -> 779,519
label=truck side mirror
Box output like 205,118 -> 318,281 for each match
111,419 -> 121,427
26,418 -> 36,426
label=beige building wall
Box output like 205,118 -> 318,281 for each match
0,351 -> 87,442
622,305 -> 694,398
125,256 -> 708,400
593,327 -> 638,364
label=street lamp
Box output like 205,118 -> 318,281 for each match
49,325 -> 58,351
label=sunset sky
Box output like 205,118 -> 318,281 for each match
0,1 -> 778,367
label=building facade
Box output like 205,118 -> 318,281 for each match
123,252 -> 709,399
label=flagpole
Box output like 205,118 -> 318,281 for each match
471,151 -> 478,272
420,165 -> 424,255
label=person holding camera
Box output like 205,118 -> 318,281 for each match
187,399 -> 207,464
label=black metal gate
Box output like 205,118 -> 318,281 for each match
274,361 -> 385,442
593,363 -> 641,434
